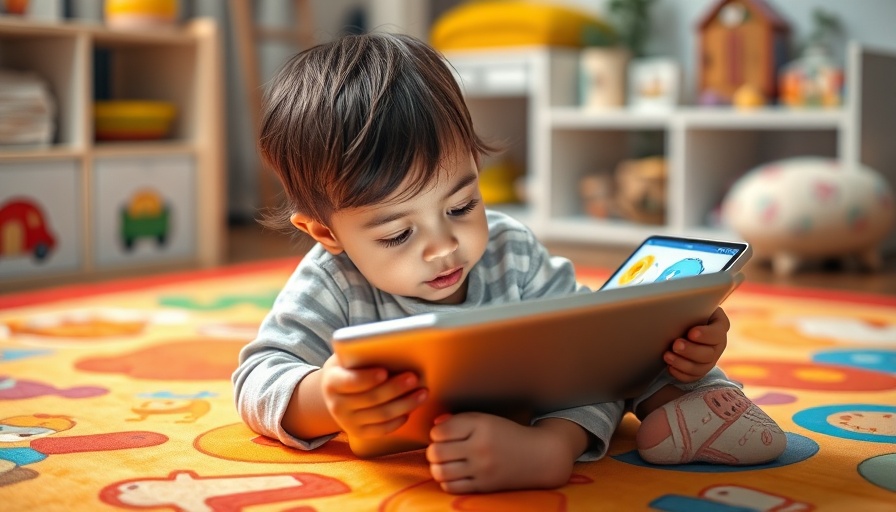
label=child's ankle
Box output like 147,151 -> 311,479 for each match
634,383 -> 687,419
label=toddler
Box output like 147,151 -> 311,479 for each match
232,32 -> 786,494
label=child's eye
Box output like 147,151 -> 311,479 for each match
448,198 -> 480,217
378,229 -> 412,248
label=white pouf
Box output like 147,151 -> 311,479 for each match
721,157 -> 895,275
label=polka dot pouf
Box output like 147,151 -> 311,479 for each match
721,157 -> 895,275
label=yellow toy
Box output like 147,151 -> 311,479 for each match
431,1 -> 612,51
478,159 -> 522,204
105,0 -> 179,29
733,84 -> 766,110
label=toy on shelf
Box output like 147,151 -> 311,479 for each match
779,9 -> 844,108
628,58 -> 679,111
721,157 -> 895,276
94,101 -> 176,141
580,172 -> 617,219
430,1 -> 613,51
779,47 -> 843,107
104,0 -> 179,29
696,0 -> 791,105
4,0 -> 28,15
478,159 -> 523,205
732,83 -> 766,109
614,156 -> 667,225
580,47 -> 630,109
579,0 -> 659,109
0,69 -> 55,145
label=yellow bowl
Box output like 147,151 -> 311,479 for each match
94,100 -> 176,141
105,0 -> 179,29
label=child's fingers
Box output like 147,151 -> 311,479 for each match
428,447 -> 478,493
690,308 -> 731,342
429,458 -> 472,489
325,365 -> 388,394
427,424 -> 472,468
426,417 -> 477,492
708,307 -> 731,329
670,338 -> 719,365
664,350 -> 711,380
333,371 -> 424,409
426,440 -> 468,467
351,414 -> 410,439
438,477 -> 478,495
349,387 -> 428,432
429,413 -> 475,443
330,368 -> 422,399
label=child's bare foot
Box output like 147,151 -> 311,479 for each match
426,413 -> 586,494
636,387 -> 786,465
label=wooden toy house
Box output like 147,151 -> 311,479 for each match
697,0 -> 790,102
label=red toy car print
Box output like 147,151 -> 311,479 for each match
0,198 -> 56,261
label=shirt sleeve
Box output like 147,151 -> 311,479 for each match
516,225 -> 589,299
231,259 -> 350,450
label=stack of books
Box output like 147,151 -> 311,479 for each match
0,69 -> 56,146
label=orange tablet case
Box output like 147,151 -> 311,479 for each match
332,270 -> 744,458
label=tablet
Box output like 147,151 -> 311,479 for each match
600,235 -> 751,290
332,265 -> 745,458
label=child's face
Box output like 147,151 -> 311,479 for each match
327,147 -> 488,304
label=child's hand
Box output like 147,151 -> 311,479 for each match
318,355 -> 427,439
664,307 -> 731,383
426,413 -> 585,494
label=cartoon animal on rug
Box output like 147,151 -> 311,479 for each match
0,414 -> 75,442
0,376 -> 107,400
0,430 -> 168,488
128,399 -> 210,423
99,471 -> 350,511
652,484 -> 813,511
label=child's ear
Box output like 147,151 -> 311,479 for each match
290,213 -> 344,255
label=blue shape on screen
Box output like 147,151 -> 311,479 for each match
656,258 -> 705,282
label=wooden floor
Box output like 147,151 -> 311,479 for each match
229,223 -> 896,296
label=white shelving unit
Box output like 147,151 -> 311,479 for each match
0,16 -> 225,287
444,42 -> 896,248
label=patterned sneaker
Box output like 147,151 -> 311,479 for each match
635,386 -> 786,465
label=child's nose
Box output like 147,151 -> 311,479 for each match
422,229 -> 458,261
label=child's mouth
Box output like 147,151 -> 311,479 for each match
427,268 -> 463,289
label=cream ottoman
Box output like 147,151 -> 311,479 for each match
721,157 -> 895,276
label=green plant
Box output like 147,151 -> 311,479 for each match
608,0 -> 656,58
806,8 -> 843,51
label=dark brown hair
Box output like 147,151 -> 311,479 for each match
258,32 -> 493,230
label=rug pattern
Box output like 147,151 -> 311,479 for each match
1,260 -> 894,511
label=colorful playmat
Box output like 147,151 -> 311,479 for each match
1,259 -> 894,511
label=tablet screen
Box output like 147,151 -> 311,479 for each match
600,236 -> 748,290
